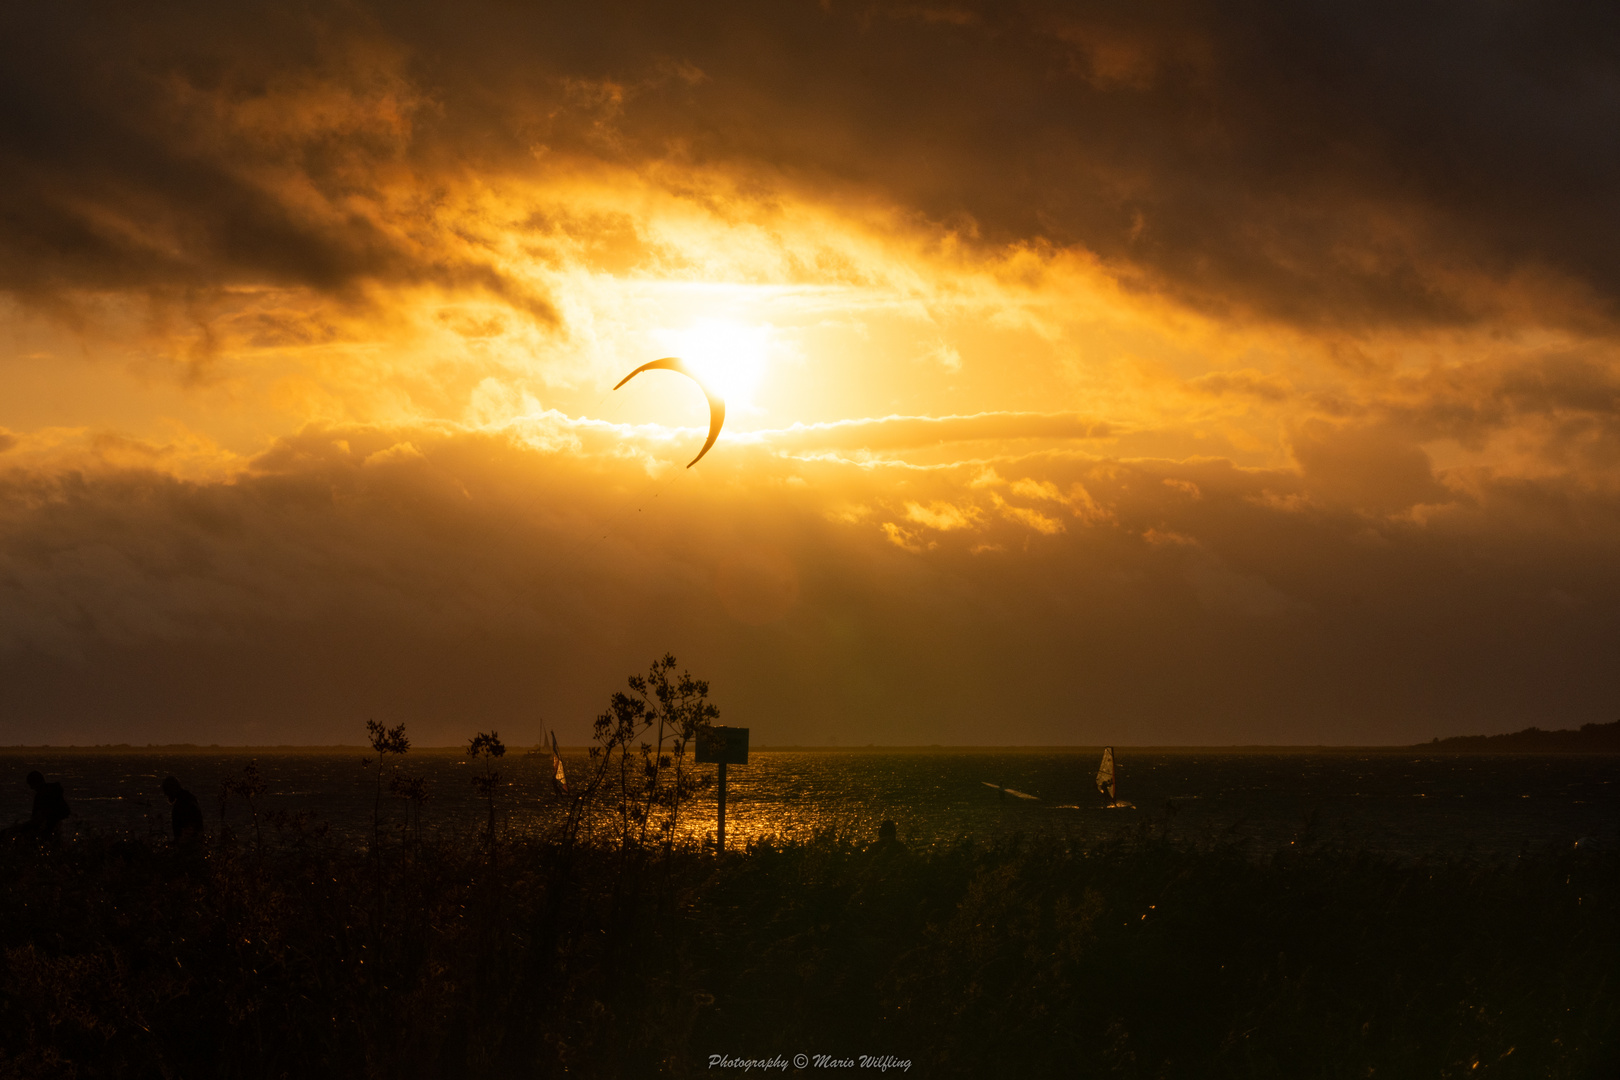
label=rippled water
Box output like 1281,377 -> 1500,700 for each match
2,748 -> 1615,858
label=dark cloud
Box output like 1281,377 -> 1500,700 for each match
3,1 -> 1613,333
1325,350 -> 1620,474
2,424 -> 1615,745
1289,421 -> 1448,515
376,0 -> 1620,328
0,1 -> 553,318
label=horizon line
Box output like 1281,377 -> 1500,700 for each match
1,740 -> 1611,753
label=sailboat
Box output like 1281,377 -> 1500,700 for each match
1096,746 -> 1134,809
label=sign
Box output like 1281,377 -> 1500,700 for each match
696,726 -> 749,765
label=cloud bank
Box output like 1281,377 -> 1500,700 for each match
1,1 -> 1615,743
4,1 -> 1616,327
2,422 -> 1615,745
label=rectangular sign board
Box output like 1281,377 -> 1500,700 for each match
695,726 -> 749,765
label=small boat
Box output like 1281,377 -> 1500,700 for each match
1096,746 -> 1135,809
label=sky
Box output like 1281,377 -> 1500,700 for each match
1,0 -> 1617,747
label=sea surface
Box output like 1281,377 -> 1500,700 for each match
3,748 -> 1615,859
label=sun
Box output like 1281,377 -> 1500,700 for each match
658,318 -> 771,412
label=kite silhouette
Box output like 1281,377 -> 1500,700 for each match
614,356 -> 726,468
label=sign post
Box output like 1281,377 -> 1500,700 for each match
717,761 -> 728,849
695,726 -> 749,850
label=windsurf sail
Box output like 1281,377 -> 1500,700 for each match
1096,746 -> 1116,801
550,730 -> 568,795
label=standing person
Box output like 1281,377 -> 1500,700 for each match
24,771 -> 70,842
161,776 -> 204,842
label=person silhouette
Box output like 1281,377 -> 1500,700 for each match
872,819 -> 906,856
23,771 -> 70,843
161,776 -> 204,843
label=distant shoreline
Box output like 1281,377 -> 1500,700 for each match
1419,719 -> 1619,752
3,721 -> 1617,755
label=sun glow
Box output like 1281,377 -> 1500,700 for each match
657,318 -> 772,414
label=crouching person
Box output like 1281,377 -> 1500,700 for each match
162,776 -> 205,846
9,771 -> 71,845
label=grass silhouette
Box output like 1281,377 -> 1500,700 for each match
1,819 -> 1613,1077
2,661 -> 1614,1077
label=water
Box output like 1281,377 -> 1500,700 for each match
3,748 -> 1615,859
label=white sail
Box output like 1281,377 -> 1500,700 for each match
550,730 -> 568,795
1096,746 -> 1116,800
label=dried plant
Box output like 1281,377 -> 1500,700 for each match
219,760 -> 267,852
468,730 -> 506,852
361,719 -> 410,853
589,653 -> 718,853
389,772 -> 430,849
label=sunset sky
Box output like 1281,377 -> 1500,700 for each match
2,0 -> 1616,746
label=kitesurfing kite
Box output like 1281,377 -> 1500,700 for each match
613,356 -> 726,468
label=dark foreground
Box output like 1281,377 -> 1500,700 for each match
2,825 -> 1615,1079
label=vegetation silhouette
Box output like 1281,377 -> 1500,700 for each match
362,719 -> 411,853
0,669 -> 1615,1078
219,761 -> 266,853
390,771 -> 430,851
1425,719 -> 1620,752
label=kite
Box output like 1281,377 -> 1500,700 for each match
613,356 -> 726,467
